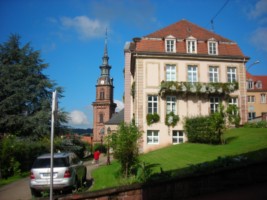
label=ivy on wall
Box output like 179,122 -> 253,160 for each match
165,112 -> 179,127
159,81 -> 238,97
146,113 -> 160,125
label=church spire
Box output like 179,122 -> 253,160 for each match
102,28 -> 109,66
98,29 -> 112,85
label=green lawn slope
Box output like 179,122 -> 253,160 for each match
90,128 -> 267,191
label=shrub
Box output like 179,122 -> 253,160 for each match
184,116 -> 221,144
111,123 -> 142,177
93,143 -> 107,154
243,121 -> 267,128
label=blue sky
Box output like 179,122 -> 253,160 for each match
1,0 -> 267,129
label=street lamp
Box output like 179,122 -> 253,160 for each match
106,127 -> 111,165
247,60 -> 260,71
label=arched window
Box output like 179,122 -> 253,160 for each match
100,89 -> 105,100
99,113 -> 104,123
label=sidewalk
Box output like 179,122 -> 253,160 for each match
84,154 -> 112,180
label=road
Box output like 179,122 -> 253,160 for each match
0,177 -> 31,200
0,156 -> 106,200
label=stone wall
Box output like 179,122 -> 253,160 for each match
58,161 -> 267,200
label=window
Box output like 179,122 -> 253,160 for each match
166,96 -> 176,114
165,39 -> 176,53
172,131 -> 184,144
148,95 -> 158,114
248,112 -> 256,120
208,41 -> 218,55
188,65 -> 198,83
210,97 -> 220,113
227,67 -> 237,83
187,39 -> 197,53
247,96 -> 255,103
256,81 -> 262,89
229,97 -> 238,106
147,130 -> 159,144
166,65 -> 176,81
100,89 -> 105,100
247,79 -> 254,89
99,113 -> 104,123
261,94 -> 266,103
209,66 -> 219,82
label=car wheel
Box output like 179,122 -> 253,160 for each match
82,169 -> 87,185
31,188 -> 41,198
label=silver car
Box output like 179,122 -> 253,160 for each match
30,152 -> 87,197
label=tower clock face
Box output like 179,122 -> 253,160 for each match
101,80 -> 104,84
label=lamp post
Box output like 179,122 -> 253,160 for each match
247,60 -> 260,71
106,127 -> 111,165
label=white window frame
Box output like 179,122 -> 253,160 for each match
261,94 -> 266,103
248,96 -> 255,103
147,95 -> 158,114
209,66 -> 219,82
147,130 -> 159,144
227,67 -> 237,83
256,81 -> 262,89
166,96 -> 176,114
210,97 -> 220,114
248,112 -> 256,120
208,40 -> 218,55
188,65 -> 198,83
165,37 -> 176,53
229,97 -> 238,106
166,65 -> 176,81
172,130 -> 184,144
186,39 -> 197,53
247,79 -> 254,89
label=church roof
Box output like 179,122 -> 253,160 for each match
105,109 -> 124,125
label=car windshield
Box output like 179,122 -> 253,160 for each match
32,157 -> 69,168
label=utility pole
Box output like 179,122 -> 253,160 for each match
50,90 -> 57,200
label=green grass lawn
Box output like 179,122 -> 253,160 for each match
90,128 -> 267,191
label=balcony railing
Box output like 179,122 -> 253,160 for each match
159,81 -> 238,96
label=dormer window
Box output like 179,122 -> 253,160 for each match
208,39 -> 218,55
165,35 -> 176,53
256,81 -> 262,89
247,79 -> 254,89
186,36 -> 197,54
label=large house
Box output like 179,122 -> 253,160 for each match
246,72 -> 267,121
124,19 -> 249,153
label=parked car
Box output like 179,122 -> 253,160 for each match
30,152 -> 87,197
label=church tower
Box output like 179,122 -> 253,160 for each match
92,32 -> 116,142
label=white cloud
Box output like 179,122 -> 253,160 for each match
250,28 -> 267,52
114,99 -> 124,112
248,0 -> 267,19
60,16 -> 107,39
69,110 -> 89,126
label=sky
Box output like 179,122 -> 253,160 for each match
1,0 -> 267,129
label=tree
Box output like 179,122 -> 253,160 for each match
0,34 -> 67,138
111,123 -> 142,177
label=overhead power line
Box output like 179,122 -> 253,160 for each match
210,0 -> 230,32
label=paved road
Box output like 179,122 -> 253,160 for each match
0,177 -> 31,200
0,155 -> 108,200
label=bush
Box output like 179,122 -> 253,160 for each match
185,115 -> 222,144
243,121 -> 267,128
93,143 -> 107,154
0,135 -> 49,179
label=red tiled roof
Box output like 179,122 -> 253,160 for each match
145,19 -> 231,42
246,71 -> 267,91
134,19 -> 245,57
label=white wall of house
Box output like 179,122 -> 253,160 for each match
129,57 -> 245,153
